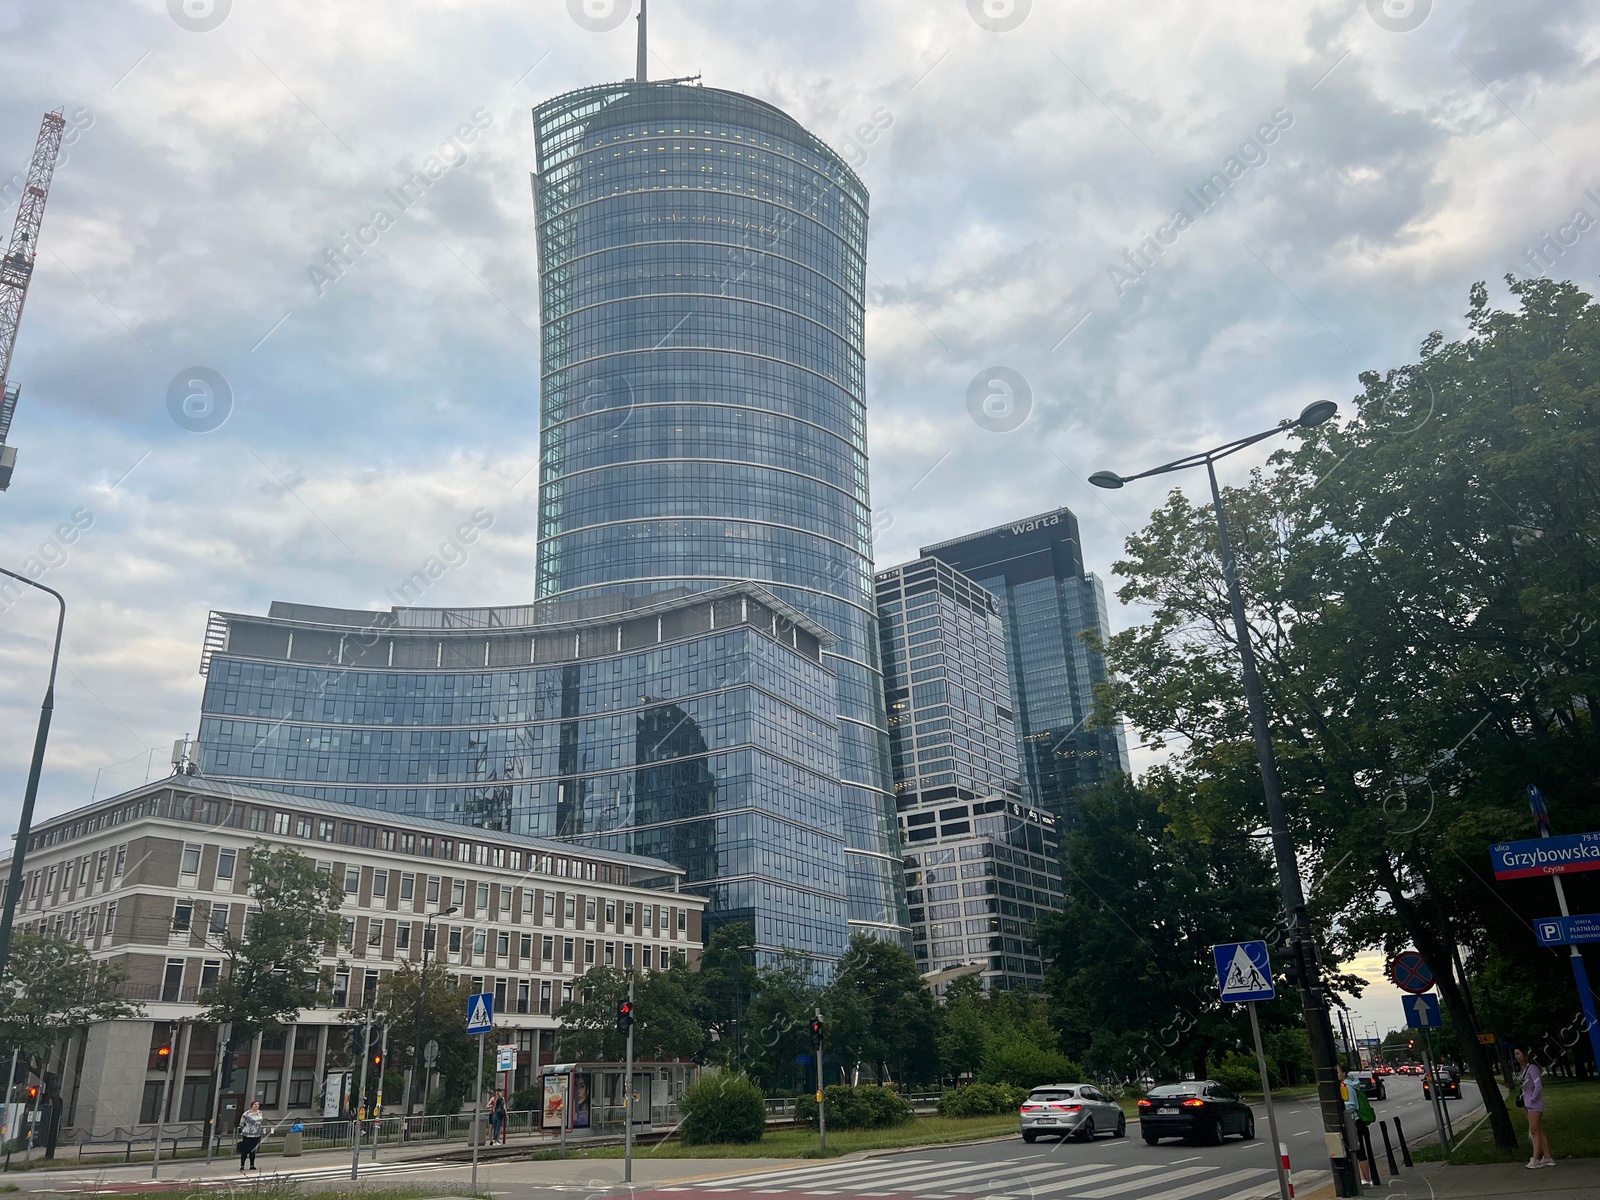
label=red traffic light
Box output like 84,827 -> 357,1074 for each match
616,998 -> 635,1033
26,1086 -> 37,1100
809,1018 -> 823,1039
156,1045 -> 171,1059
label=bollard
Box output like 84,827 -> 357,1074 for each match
1394,1117 -> 1414,1168
1279,1141 -> 1295,1199
1380,1119 -> 1401,1176
1361,1124 -> 1381,1184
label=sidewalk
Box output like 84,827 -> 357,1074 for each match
1298,1158 -> 1600,1200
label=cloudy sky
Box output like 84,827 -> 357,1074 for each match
2,0 -> 1596,1028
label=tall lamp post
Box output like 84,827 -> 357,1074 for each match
0,567 -> 64,984
406,906 -> 457,1116
1090,400 -> 1361,1199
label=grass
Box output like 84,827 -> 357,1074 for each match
576,1114 -> 1020,1159
1411,1078 -> 1600,1165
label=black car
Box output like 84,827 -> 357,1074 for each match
1422,1067 -> 1462,1100
1138,1081 -> 1255,1145
1347,1071 -> 1387,1101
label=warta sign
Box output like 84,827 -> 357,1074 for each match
1010,513 -> 1062,536
1489,832 -> 1600,880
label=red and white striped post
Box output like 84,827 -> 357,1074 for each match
1280,1141 -> 1295,1198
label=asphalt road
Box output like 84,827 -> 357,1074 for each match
8,1077 -> 1488,1199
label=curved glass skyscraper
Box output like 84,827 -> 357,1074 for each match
532,80 -> 906,942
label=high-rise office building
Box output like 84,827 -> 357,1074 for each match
531,77 -> 904,941
876,556 -> 1062,991
923,507 -> 1129,828
194,585 -> 857,968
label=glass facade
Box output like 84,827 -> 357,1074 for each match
532,81 -> 905,940
876,556 -> 1062,992
194,587 -> 855,967
923,508 -> 1130,828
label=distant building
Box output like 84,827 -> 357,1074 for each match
0,777 -> 703,1140
875,557 -> 1063,992
194,584 -> 854,970
923,507 -> 1129,828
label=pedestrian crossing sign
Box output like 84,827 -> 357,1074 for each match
1212,940 -> 1276,1002
466,991 -> 494,1034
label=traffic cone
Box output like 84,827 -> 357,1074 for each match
1280,1141 -> 1294,1198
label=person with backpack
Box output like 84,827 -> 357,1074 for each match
1342,1076 -> 1376,1184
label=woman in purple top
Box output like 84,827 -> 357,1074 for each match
1513,1046 -> 1553,1168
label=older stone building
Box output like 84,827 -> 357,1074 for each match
1,776 -> 703,1140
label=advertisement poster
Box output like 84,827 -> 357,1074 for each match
572,1073 -> 591,1129
541,1074 -> 568,1130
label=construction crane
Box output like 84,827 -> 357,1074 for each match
0,109 -> 67,492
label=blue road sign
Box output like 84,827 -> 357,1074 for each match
1489,832 -> 1600,880
1213,940 -> 1275,1002
466,991 -> 494,1034
1403,993 -> 1442,1029
1534,913 -> 1600,946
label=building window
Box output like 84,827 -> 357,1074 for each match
209,903 -> 229,935
585,898 -> 597,923
562,937 -> 574,964
623,944 -> 634,968
677,908 -> 687,932
451,881 -> 465,907
332,971 -> 350,1006
400,833 -> 415,854
399,873 -> 415,901
172,902 -> 194,934
539,981 -> 551,1015
318,819 -> 335,842
564,896 -> 576,921
476,882 -> 489,911
273,812 -> 292,836
520,933 -> 532,959
541,936 -> 553,962
497,932 -> 509,958
180,844 -> 201,879
624,902 -> 635,928
521,890 -> 533,913
341,918 -> 356,947
543,893 -> 554,918
216,848 -> 236,883
472,929 -> 487,956
344,867 -> 360,894
396,924 -> 411,950
162,958 -> 185,1002
256,1076 -> 281,1107
605,901 -> 616,926
426,876 -> 441,904
201,960 -> 222,991
448,928 -> 462,955
604,941 -> 615,966
362,970 -> 379,1004
494,978 -> 507,1011
372,870 -> 388,899
140,1081 -> 166,1124
367,921 -> 384,949
643,946 -> 653,969
584,940 -> 595,965
95,851 -> 108,882
517,981 -> 530,1014
104,901 -> 116,936
288,1074 -> 315,1108
297,816 -> 313,838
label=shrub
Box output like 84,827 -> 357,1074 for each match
937,1082 -> 1029,1117
797,1084 -> 912,1130
1211,1053 -> 1260,1096
511,1085 -> 541,1113
680,1072 -> 766,1145
977,1039 -> 1084,1091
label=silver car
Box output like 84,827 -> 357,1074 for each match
1020,1083 -> 1127,1142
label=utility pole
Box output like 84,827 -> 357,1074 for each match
204,1022 -> 231,1163
151,1031 -> 176,1179
623,978 -> 636,1184
349,1011 -> 372,1181
811,1011 -> 826,1153
370,1026 -> 388,1161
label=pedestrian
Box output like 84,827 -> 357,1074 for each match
1514,1046 -> 1553,1169
1342,1076 -> 1374,1185
237,1100 -> 268,1172
488,1091 -> 506,1144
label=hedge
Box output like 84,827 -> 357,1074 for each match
796,1084 -> 912,1130
937,1082 -> 1029,1117
680,1072 -> 766,1145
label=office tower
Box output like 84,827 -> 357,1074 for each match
876,556 -> 1062,992
531,76 -> 905,942
923,507 -> 1130,828
195,586 -> 859,969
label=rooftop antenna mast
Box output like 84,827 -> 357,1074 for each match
634,0 -> 647,83
0,110 -> 67,492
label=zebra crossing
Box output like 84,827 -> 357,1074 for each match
650,1155 -> 1284,1200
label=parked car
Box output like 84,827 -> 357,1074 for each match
1422,1067 -> 1462,1100
1137,1081 -> 1255,1145
1019,1083 -> 1125,1142
1347,1070 -> 1387,1101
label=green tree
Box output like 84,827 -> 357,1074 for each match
1097,278 -> 1600,1144
695,922 -> 759,1069
200,843 -> 344,1041
821,933 -> 938,1086
357,959 -> 475,1109
743,951 -> 821,1091
0,934 -> 141,1067
557,961 -> 703,1063
935,976 -> 988,1081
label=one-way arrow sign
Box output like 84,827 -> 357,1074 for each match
1404,993 -> 1441,1029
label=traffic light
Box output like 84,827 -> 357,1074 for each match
616,998 -> 634,1034
346,1026 -> 365,1061
156,1044 -> 172,1070
368,1028 -> 384,1070
809,1016 -> 824,1047
26,1086 -> 38,1103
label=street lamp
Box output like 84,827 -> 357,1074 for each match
406,906 -> 458,1116
0,567 -> 64,984
1091,400 -> 1361,1198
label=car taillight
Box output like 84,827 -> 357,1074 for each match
1137,1099 -> 1153,1109
1020,1104 -> 1038,1112
1181,1098 -> 1206,1107
1054,1104 -> 1080,1112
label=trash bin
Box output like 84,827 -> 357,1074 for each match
283,1123 -> 304,1157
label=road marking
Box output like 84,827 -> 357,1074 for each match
1030,1163 -> 1170,1194
1077,1166 -> 1215,1198
1137,1167 -> 1271,1200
